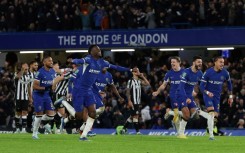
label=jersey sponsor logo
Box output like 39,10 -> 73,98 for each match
180,72 -> 187,79
89,69 -> 100,74
41,80 -> 53,85
208,80 -> 223,85
95,82 -> 107,87
186,81 -> 197,85
170,81 -> 180,84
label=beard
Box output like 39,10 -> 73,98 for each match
46,65 -> 53,69
195,65 -> 201,70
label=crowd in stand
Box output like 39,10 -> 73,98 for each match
0,0 -> 245,32
0,52 -> 244,130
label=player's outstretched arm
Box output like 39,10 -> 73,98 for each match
152,81 -> 167,97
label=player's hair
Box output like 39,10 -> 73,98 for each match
88,44 -> 98,54
29,60 -> 37,66
16,62 -> 28,71
192,55 -> 202,62
213,56 -> 224,62
42,55 -> 51,62
170,56 -> 181,63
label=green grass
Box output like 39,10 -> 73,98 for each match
0,134 -> 244,153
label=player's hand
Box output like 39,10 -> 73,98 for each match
67,58 -> 73,63
152,91 -> 159,97
138,73 -> 144,78
205,90 -> 214,98
186,98 -> 191,104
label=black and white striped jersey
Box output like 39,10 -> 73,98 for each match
14,72 -> 31,100
55,71 -> 72,96
27,71 -> 36,92
127,78 -> 142,105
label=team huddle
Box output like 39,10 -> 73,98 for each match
14,45 -> 233,141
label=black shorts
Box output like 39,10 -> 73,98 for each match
16,100 -> 29,112
131,104 -> 141,116
52,94 -> 65,109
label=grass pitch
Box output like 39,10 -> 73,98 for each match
0,134 -> 244,153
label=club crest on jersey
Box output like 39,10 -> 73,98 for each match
181,72 -> 187,79
89,69 -> 100,74
220,76 -> 225,81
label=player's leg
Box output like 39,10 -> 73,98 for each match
178,106 -> 190,138
14,100 -> 22,133
171,97 -> 180,123
213,96 -> 222,136
79,108 -> 88,132
202,95 -> 215,140
121,104 -> 134,134
32,95 -> 44,139
42,97 -> 55,134
80,92 -> 96,140
189,101 -> 199,120
54,96 -> 76,117
32,112 -> 43,139
80,104 -> 96,140
52,108 -> 65,134
53,94 -> 66,134
20,100 -> 29,133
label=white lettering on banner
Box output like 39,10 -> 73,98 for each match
58,36 -> 76,45
58,33 -> 168,47
79,35 -> 109,45
148,131 -> 206,136
124,33 -> 168,44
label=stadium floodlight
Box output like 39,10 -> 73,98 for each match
20,51 -> 44,54
159,48 -> 184,51
207,47 -> 234,50
66,50 -> 88,53
111,49 -> 135,52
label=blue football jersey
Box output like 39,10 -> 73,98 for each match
200,67 -> 232,96
176,67 -> 203,99
33,66 -> 56,94
164,68 -> 185,95
93,71 -> 114,93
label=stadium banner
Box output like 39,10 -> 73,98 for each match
93,129 -> 245,136
1,129 -> 245,136
0,28 -> 245,50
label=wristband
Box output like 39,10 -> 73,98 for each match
206,91 -> 209,95
229,95 -> 233,99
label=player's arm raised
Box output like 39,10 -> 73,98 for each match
152,81 -> 167,97
139,73 -> 150,86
